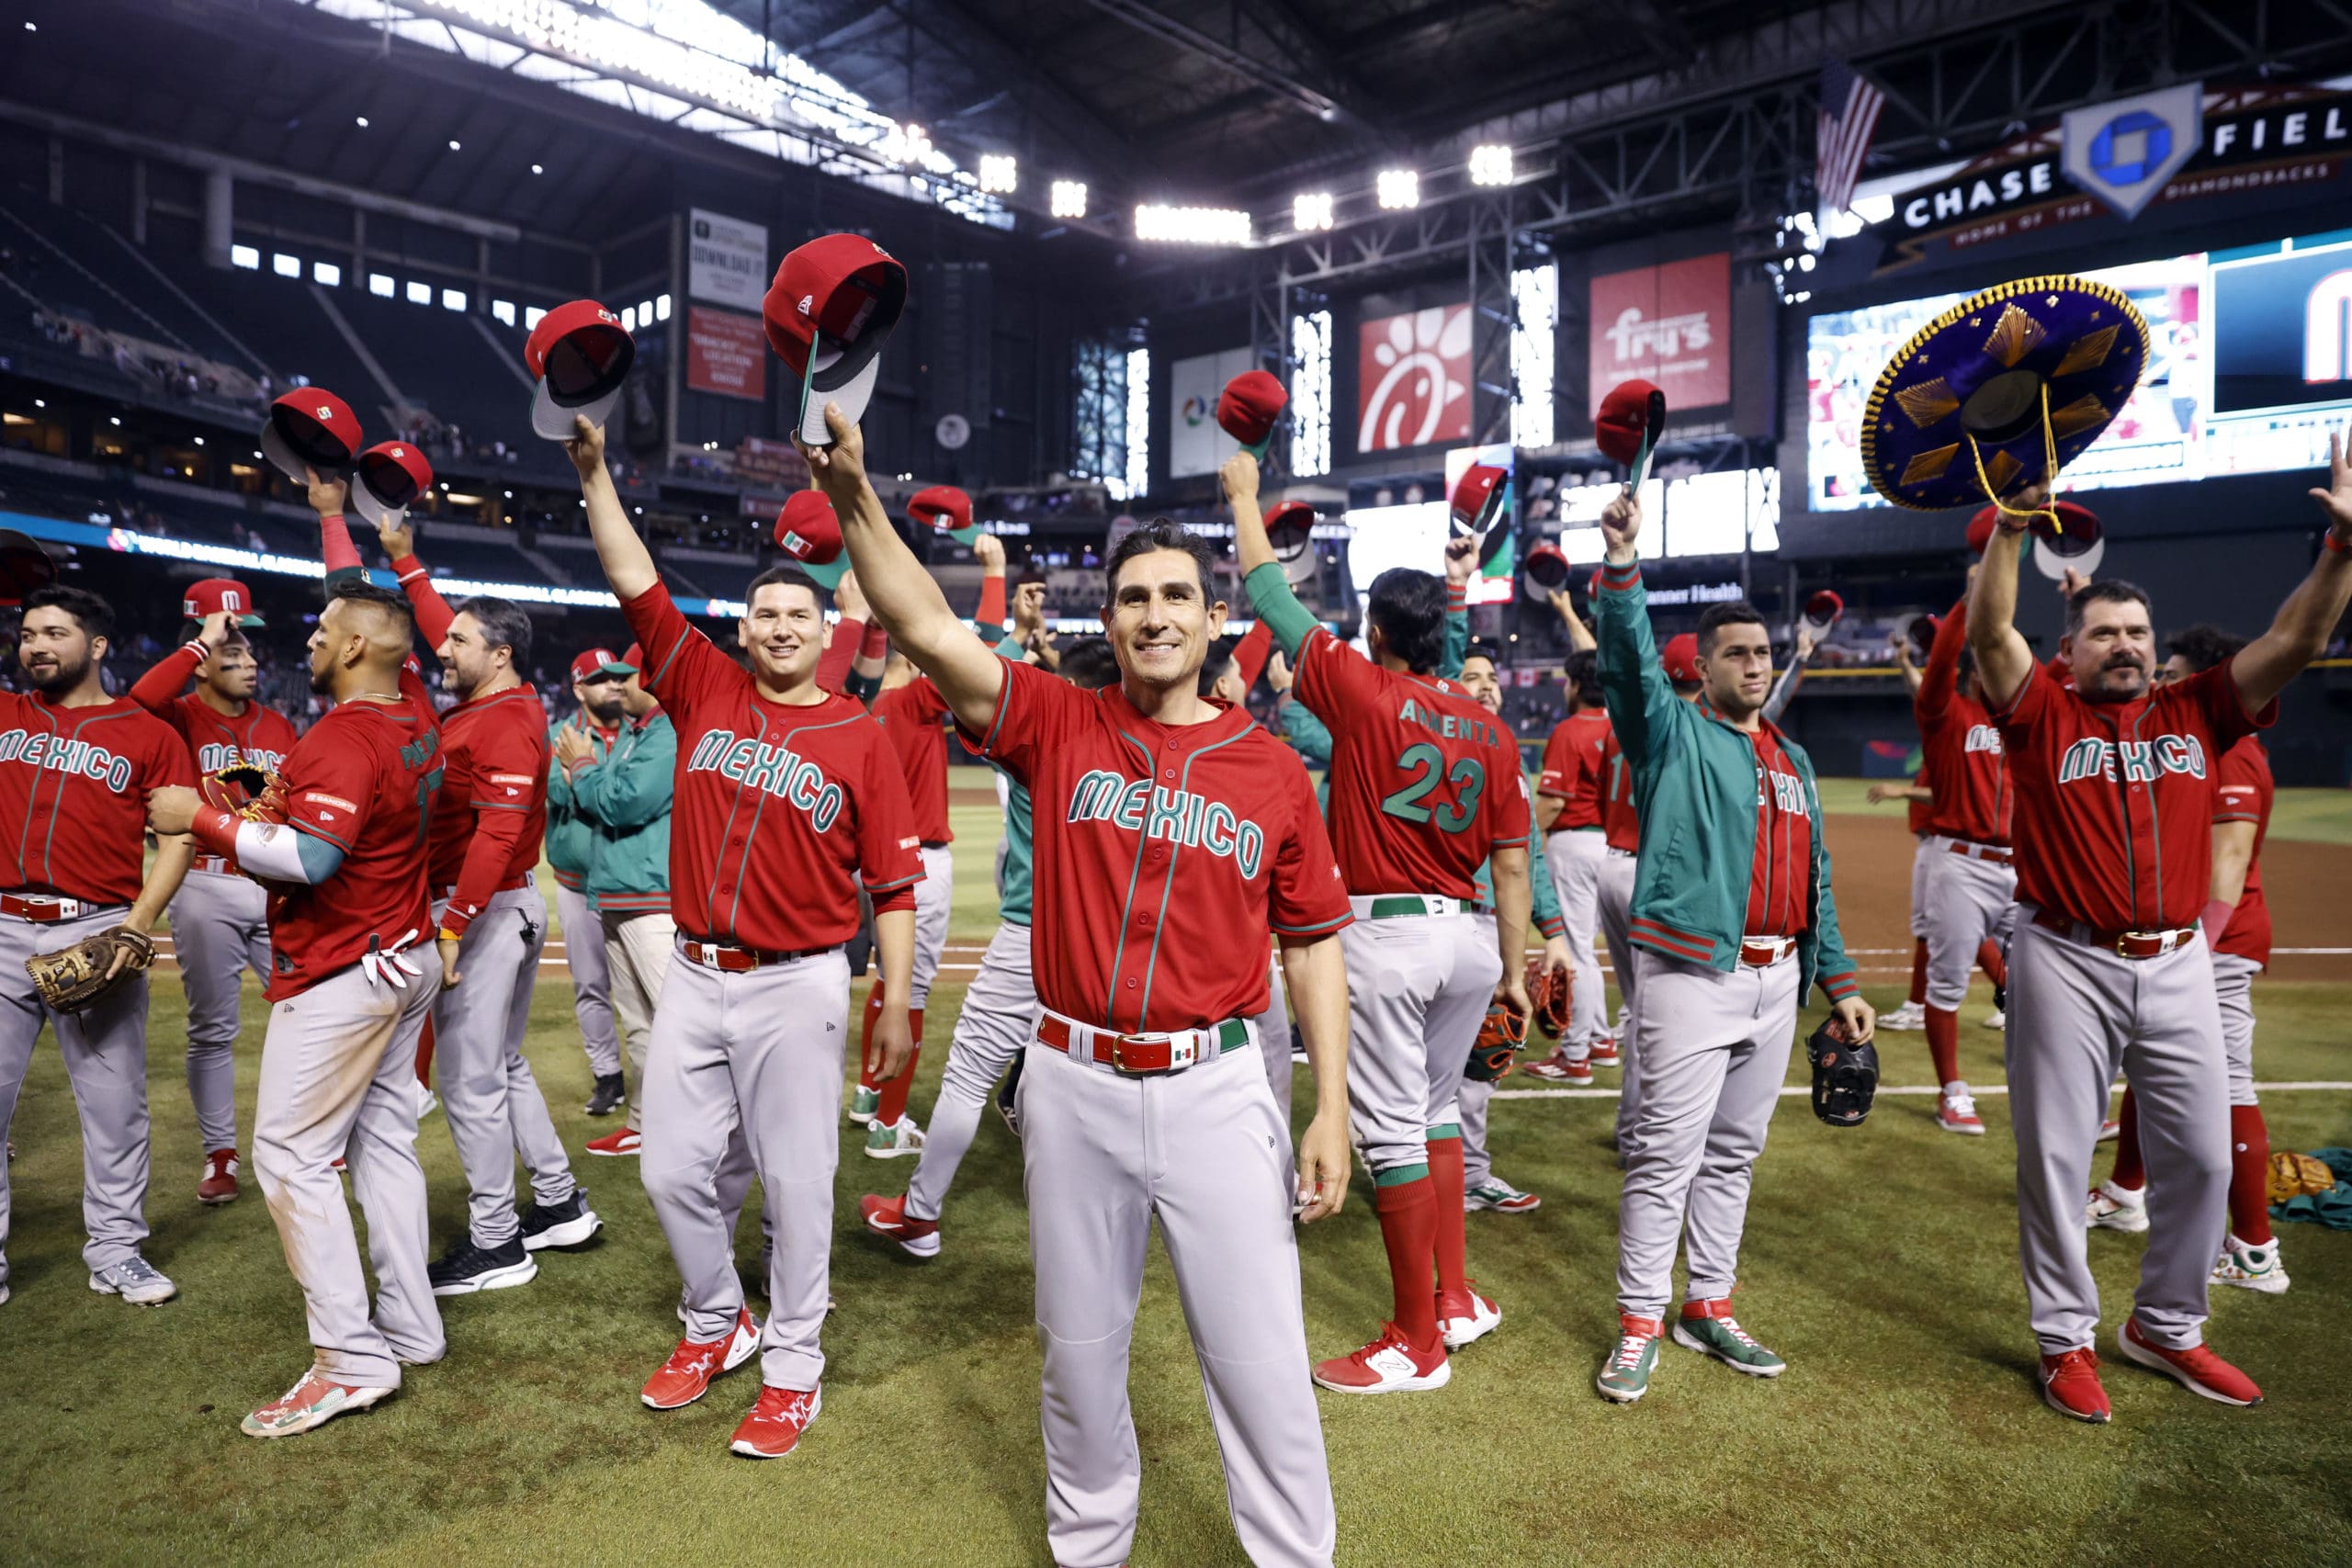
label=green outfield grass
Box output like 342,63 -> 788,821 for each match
4,831 -> 2350,1566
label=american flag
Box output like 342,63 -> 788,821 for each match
1816,60 -> 1885,217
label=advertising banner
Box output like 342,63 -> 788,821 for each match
687,209 -> 769,310
1357,304 -> 1473,453
685,307 -> 766,400
1168,346 -> 1255,478
1588,254 -> 1731,418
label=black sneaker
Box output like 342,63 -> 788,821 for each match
428,1235 -> 537,1296
1993,983 -> 2008,1013
583,1073 -> 626,1117
518,1189 -> 603,1252
994,1048 -> 1024,1137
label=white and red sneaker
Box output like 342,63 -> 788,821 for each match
1436,1285 -> 1501,1350
241,1367 -> 392,1438
2116,1318 -> 2263,1407
859,1193 -> 942,1258
198,1148 -> 241,1205
1935,1092 -> 1986,1135
1522,1050 -> 1593,1086
586,1128 -> 641,1158
1587,1036 -> 1621,1067
2095,1117 -> 2120,1142
2037,1347 -> 2110,1423
1312,1324 -> 1450,1393
729,1383 -> 821,1459
641,1306 -> 761,1410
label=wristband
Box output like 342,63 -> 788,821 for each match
2325,530 -> 2351,557
859,621 -> 890,660
191,807 -> 242,860
1445,581 -> 1468,611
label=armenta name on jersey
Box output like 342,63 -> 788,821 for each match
1396,694 -> 1505,749
0,728 -> 136,791
197,742 -> 288,773
687,731 -> 845,830
1066,771 -> 1265,878
2058,734 -> 2207,784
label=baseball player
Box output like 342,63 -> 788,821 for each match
824,399 -> 1353,1568
569,416 -> 922,1462
374,520 -> 599,1292
2087,626 -> 2287,1292
1589,490 -> 1871,1404
546,649 -> 632,1116
860,637 -> 1124,1258
1913,589 -> 2015,1134
0,585 -> 196,1310
1230,451 -> 1532,1397
128,580 -> 299,1204
849,535 -> 1010,1156
1532,649 -> 1613,1082
149,508 -> 447,1436
1967,450 -> 2352,1423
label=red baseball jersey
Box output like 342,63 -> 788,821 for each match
1906,763 -> 1933,836
1996,660 -> 2272,933
625,583 -> 922,952
1743,724 -> 1812,938
1292,629 -> 1531,898
872,675 -> 954,845
1916,602 -> 2010,845
0,692 -> 195,905
967,658 -> 1350,1034
427,685 -> 550,889
266,687 -> 443,1000
2212,735 -> 2273,965
1536,708 -> 1612,830
1599,729 -> 1640,852
128,643 -> 300,775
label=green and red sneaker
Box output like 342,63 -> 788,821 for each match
1671,1298 -> 1785,1377
1596,1314 -> 1662,1404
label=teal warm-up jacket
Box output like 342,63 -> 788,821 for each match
569,707 -> 675,916
544,718 -> 614,893
1591,556 -> 1859,1006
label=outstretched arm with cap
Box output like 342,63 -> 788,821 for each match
2229,429 -> 2352,711
370,514 -> 457,649
1760,625 -> 1815,726
1224,451 -> 1323,658
800,404 -> 1004,734
561,419 -> 660,603
1966,485 -> 2041,709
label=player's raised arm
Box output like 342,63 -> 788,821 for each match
1590,490 -> 1676,767
562,417 -> 659,603
802,403 -> 1004,734
1917,594 -> 1970,725
2229,428 -> 2352,712
371,513 -> 456,649
1965,490 -> 2039,708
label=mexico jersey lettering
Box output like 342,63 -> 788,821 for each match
0,693 -> 194,904
1536,708 -> 1612,830
1917,695 -> 2010,845
1996,658 -> 2271,932
872,675 -> 955,845
624,582 -> 922,952
968,658 -> 1349,1034
175,695 -> 298,779
2213,734 -> 2274,965
428,685 -> 550,889
1292,627 -> 1530,897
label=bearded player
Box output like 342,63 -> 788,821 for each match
1969,449 -> 2352,1423
1231,451 -> 1531,1397
373,517 -> 600,1291
547,649 -> 631,1117
1590,491 -> 1871,1404
570,415 -> 921,1461
129,580 -> 299,1205
826,400 -> 1353,1568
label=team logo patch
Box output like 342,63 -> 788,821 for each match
489,773 -> 533,786
899,836 -> 921,850
302,791 -> 357,812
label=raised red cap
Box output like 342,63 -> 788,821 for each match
1217,370 -> 1287,447
258,388 -> 363,482
351,440 -> 434,526
1450,463 -> 1509,536
908,485 -> 975,537
1522,542 -> 1570,592
1662,631 -> 1702,686
1804,589 -> 1844,627
1595,378 -> 1663,466
763,233 -> 908,445
184,578 -> 265,627
775,491 -> 844,565
526,300 -> 635,440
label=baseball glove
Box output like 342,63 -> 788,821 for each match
201,761 -> 289,823
2268,1150 -> 2337,1206
1464,1000 -> 1529,1083
27,925 -> 155,1014
1525,956 -> 1570,1039
1805,1018 -> 1880,1127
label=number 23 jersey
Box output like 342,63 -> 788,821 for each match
1293,627 -> 1531,898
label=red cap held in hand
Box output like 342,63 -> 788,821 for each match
909,485 -> 979,545
1803,590 -> 1844,632
184,578 -> 266,628
1595,378 -> 1665,469
763,234 -> 908,446
1662,632 -> 1702,687
775,491 -> 851,589
526,300 -> 635,441
1217,370 -> 1287,451
1450,464 -> 1509,538
351,441 -> 434,527
259,389 -> 363,482
1522,543 -> 1570,592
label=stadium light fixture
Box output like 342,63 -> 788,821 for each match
272,254 -> 300,277
878,123 -> 933,166
531,164 -> 544,175
1468,144 -> 1514,186
1376,169 -> 1419,209
442,288 -> 467,311
1135,204 -> 1251,244
656,293 -> 673,321
978,154 -> 1017,194
230,245 -> 260,270
192,436 -> 205,446
406,281 -> 432,305
356,116 -> 369,128
314,262 -> 342,287
448,140 -> 462,152
622,306 -> 638,332
370,274 -> 396,298
492,299 -> 515,326
525,307 -> 548,330
1050,180 -> 1087,219
1294,192 -> 1334,231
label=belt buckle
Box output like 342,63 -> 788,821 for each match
1108,1033 -> 1137,1072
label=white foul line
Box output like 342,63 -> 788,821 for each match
1494,1080 -> 2352,1100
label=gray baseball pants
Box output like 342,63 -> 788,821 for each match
0,904 -> 153,1287
553,883 -> 620,1079
252,961 -> 442,1387
1255,953 -> 1294,1130
1544,829 -> 1609,1055
604,909 -> 675,1134
1021,1022 -> 1334,1568
431,887 -> 577,1247
1595,849 -> 1641,1151
1341,902 -> 1502,1174
1615,948 -> 1800,1316
2215,953 -> 2260,1105
2007,918 -> 2229,1354
170,867 -> 272,1154
905,921 -> 1036,1224
641,942 -> 849,1391
1459,911 -> 1499,1187
1921,840 -> 2018,1011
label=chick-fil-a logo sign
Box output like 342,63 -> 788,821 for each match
1358,304 -> 1472,453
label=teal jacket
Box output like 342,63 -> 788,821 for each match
544,718 -> 616,892
1592,558 -> 1858,1004
568,707 -> 675,915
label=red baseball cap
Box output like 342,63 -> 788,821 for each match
909,485 -> 980,546
0,528 -> 57,608
350,440 -> 434,527
1803,589 -> 1844,631
526,300 -> 635,440
1450,464 -> 1509,538
1217,369 -> 1287,455
622,642 -> 645,671
1662,631 -> 1702,686
775,491 -> 850,589
763,233 -> 908,446
1906,614 -> 1940,660
1595,378 -> 1665,473
1965,505 -> 2002,557
258,388 -> 362,483
1522,542 -> 1570,592
2030,501 -> 2104,580
569,647 -> 636,682
184,577 -> 265,628
1265,499 -> 1316,562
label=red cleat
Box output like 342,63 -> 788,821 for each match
641,1306 -> 760,1410
729,1383 -> 821,1459
859,1193 -> 941,1258
2117,1318 -> 2263,1407
586,1128 -> 641,1157
1312,1324 -> 1450,1393
2038,1347 -> 2111,1423
1521,1050 -> 1593,1085
1587,1037 -> 1621,1066
198,1148 -> 241,1205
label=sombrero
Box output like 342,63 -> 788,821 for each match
1862,275 -> 2149,525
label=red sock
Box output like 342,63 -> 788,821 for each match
876,1008 -> 925,1126
2228,1104 -> 2273,1245
1428,1134 -> 1468,1299
415,1014 -> 435,1089
1925,1005 -> 1961,1088
2109,1089 -> 2144,1190
1373,1176 -> 1442,1353
1908,939 -> 1928,1007
855,989 -> 885,1092
1976,939 -> 2007,990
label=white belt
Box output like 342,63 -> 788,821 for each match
1348,893 -> 1467,919
1036,1007 -> 1256,1076
1606,846 -> 1637,860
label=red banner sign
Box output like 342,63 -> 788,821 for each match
1357,303 -> 1473,452
686,306 -> 766,401
1588,254 -> 1731,418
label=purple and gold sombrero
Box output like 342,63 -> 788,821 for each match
1861,275 -> 2149,514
